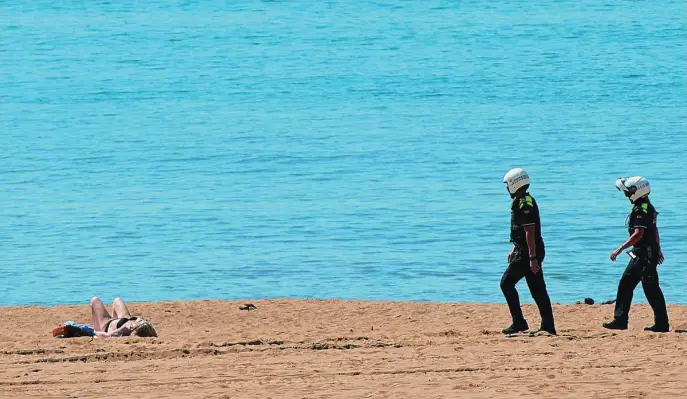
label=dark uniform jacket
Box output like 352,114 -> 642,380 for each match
510,193 -> 545,259
628,198 -> 659,258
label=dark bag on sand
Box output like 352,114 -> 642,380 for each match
52,322 -> 95,338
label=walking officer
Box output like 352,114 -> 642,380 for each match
603,176 -> 669,332
500,168 -> 556,335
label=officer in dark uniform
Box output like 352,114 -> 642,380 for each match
603,176 -> 669,332
500,168 -> 556,335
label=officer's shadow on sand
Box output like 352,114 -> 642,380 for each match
504,330 -> 617,340
504,330 -> 557,338
506,330 -> 687,338
481,327 -> 615,339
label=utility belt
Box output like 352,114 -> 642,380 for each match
512,242 -> 528,254
629,245 -> 658,260
512,240 -> 544,251
512,242 -> 545,259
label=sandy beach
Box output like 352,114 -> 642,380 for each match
1,299 -> 687,398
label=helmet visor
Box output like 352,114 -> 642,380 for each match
615,178 -> 634,198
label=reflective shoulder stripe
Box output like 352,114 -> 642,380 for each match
519,195 -> 534,209
641,203 -> 648,213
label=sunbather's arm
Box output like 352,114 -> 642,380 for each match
95,324 -> 132,338
95,318 -> 146,338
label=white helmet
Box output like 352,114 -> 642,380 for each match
615,176 -> 650,202
503,168 -> 530,197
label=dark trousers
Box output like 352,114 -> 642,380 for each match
613,256 -> 669,327
500,253 -> 555,328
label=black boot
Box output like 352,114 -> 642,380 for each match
502,321 -> 529,334
644,324 -> 669,333
602,320 -> 628,330
538,325 -> 557,335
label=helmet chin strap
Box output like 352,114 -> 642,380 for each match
509,187 -> 525,199
624,191 -> 632,202
622,188 -> 637,203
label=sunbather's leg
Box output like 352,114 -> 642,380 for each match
90,297 -> 112,331
112,297 -> 132,319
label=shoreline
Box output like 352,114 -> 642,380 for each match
2,299 -> 687,398
0,294 -> 641,309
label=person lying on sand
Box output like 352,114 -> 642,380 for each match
90,297 -> 157,338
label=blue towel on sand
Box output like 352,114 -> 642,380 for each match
64,321 -> 95,337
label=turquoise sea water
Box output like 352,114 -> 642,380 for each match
1,1 -> 685,306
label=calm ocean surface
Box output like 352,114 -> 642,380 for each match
1,1 -> 685,306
